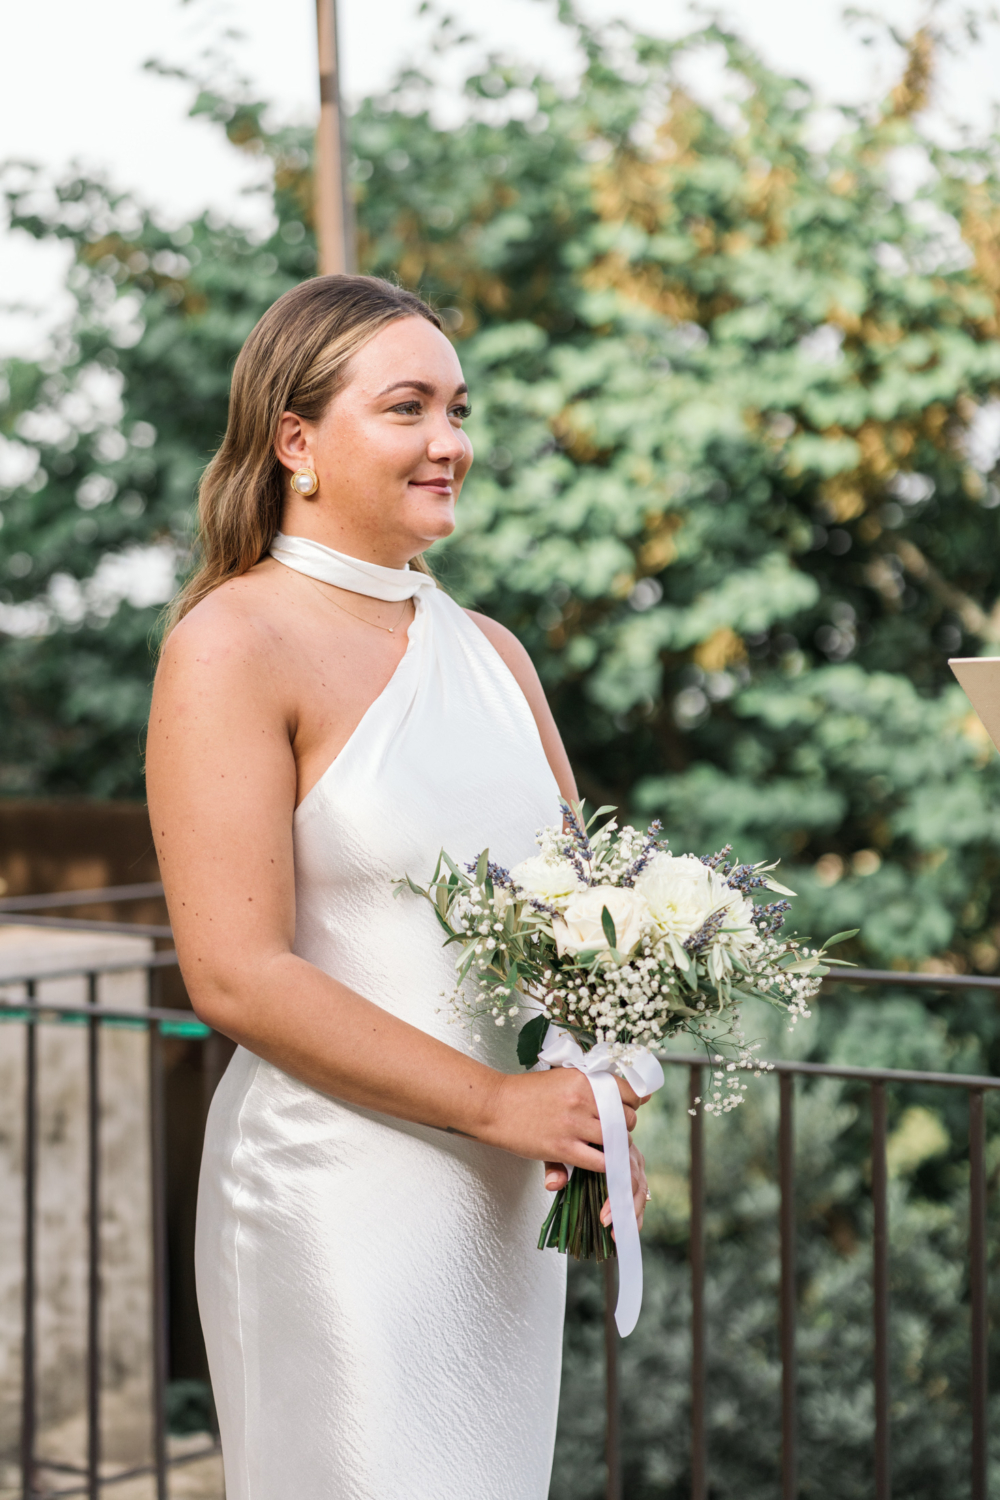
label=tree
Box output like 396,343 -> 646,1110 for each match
5,12 -> 1000,986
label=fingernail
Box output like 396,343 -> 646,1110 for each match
600,1206 -> 611,1225
545,1171 -> 560,1189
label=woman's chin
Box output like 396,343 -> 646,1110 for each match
408,502 -> 456,546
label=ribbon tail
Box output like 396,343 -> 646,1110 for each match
587,1071 -> 643,1337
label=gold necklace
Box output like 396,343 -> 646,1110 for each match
303,574 -> 411,634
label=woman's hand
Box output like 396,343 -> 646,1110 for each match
598,1142 -> 648,1236
544,1144 -> 649,1232
482,1069 -> 643,1173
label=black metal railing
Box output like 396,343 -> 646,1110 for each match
0,881 -> 221,1500
599,965 -> 1000,1500
4,889 -> 998,1499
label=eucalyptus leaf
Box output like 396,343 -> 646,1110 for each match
517,1014 -> 550,1069
822,930 -> 861,949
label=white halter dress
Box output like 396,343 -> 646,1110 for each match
195,535 -> 567,1500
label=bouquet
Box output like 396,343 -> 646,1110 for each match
400,801 -> 850,1332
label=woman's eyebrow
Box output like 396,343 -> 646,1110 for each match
376,379 -> 470,398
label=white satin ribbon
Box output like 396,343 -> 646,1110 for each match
270,532 -> 437,602
535,1026 -> 664,1336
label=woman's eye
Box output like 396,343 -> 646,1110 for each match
391,400 -> 422,415
451,404 -> 472,420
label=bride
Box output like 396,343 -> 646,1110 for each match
145,274 -> 649,1500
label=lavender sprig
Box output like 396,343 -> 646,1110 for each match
620,819 -> 664,886
724,863 -> 770,897
754,900 -> 790,937
465,857 -> 516,889
683,907 -> 728,953
558,798 -> 595,884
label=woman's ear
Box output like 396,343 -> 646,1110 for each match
275,410 -> 313,473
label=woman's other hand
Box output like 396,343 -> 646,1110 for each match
544,1141 -> 649,1235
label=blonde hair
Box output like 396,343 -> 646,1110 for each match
165,274 -> 441,630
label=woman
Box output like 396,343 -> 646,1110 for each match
146,274 -> 648,1500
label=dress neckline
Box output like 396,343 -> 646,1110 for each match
270,532 -> 437,604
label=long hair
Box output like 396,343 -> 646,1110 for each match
165,275 -> 442,631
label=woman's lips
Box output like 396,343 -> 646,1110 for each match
409,479 -> 453,494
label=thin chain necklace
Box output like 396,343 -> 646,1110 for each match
302,574 -> 411,635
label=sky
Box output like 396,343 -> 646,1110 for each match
2,0 -> 1000,356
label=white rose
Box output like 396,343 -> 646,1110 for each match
634,854 -> 717,943
552,885 -> 651,957
510,854 -> 585,909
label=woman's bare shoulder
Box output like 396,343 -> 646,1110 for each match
157,565 -> 294,680
463,609 -> 535,680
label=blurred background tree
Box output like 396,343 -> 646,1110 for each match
5,9 -> 1000,984
6,10 -> 1000,1490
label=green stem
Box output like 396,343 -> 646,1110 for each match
538,1189 -> 562,1251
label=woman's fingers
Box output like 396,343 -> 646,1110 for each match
615,1076 -> 641,1109
544,1162 -> 568,1191
599,1143 -> 649,1236
631,1142 -> 648,1229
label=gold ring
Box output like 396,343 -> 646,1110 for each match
645,1190 -> 651,1201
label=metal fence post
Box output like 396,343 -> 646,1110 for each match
871,1081 -> 890,1500
779,1071 -> 797,1500
969,1090 -> 988,1500
689,1066 -> 706,1500
86,972 -> 101,1500
604,1257 -> 622,1500
20,980 -> 37,1500
148,968 -> 169,1500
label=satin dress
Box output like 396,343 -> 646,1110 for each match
194,536 -> 567,1500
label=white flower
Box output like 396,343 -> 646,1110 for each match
510,854 -> 585,909
704,869 -> 758,957
635,854 -> 717,943
552,885 -> 651,957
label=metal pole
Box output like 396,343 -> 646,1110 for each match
21,981 -> 37,1500
86,974 -> 101,1500
871,1081 -> 890,1500
604,1257 -> 622,1500
315,0 -> 356,274
779,1072 -> 797,1500
969,1090 -> 988,1500
689,1067 -> 706,1500
148,970 -> 169,1500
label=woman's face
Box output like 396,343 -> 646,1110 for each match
275,315 -> 474,565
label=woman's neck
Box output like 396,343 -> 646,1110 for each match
279,504 -> 417,570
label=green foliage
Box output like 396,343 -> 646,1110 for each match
8,9 -> 999,974
554,1021 -> 1000,1500
0,96 -> 316,791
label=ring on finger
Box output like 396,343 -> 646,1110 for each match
645,1189 -> 651,1201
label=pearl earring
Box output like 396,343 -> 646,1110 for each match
291,467 -> 319,498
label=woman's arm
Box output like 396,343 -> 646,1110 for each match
146,597 -> 641,1178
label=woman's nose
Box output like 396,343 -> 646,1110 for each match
427,425 -> 468,463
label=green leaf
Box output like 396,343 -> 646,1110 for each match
517,1014 -> 550,1068
601,905 -> 618,949
822,929 -> 860,949
475,849 -> 489,886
